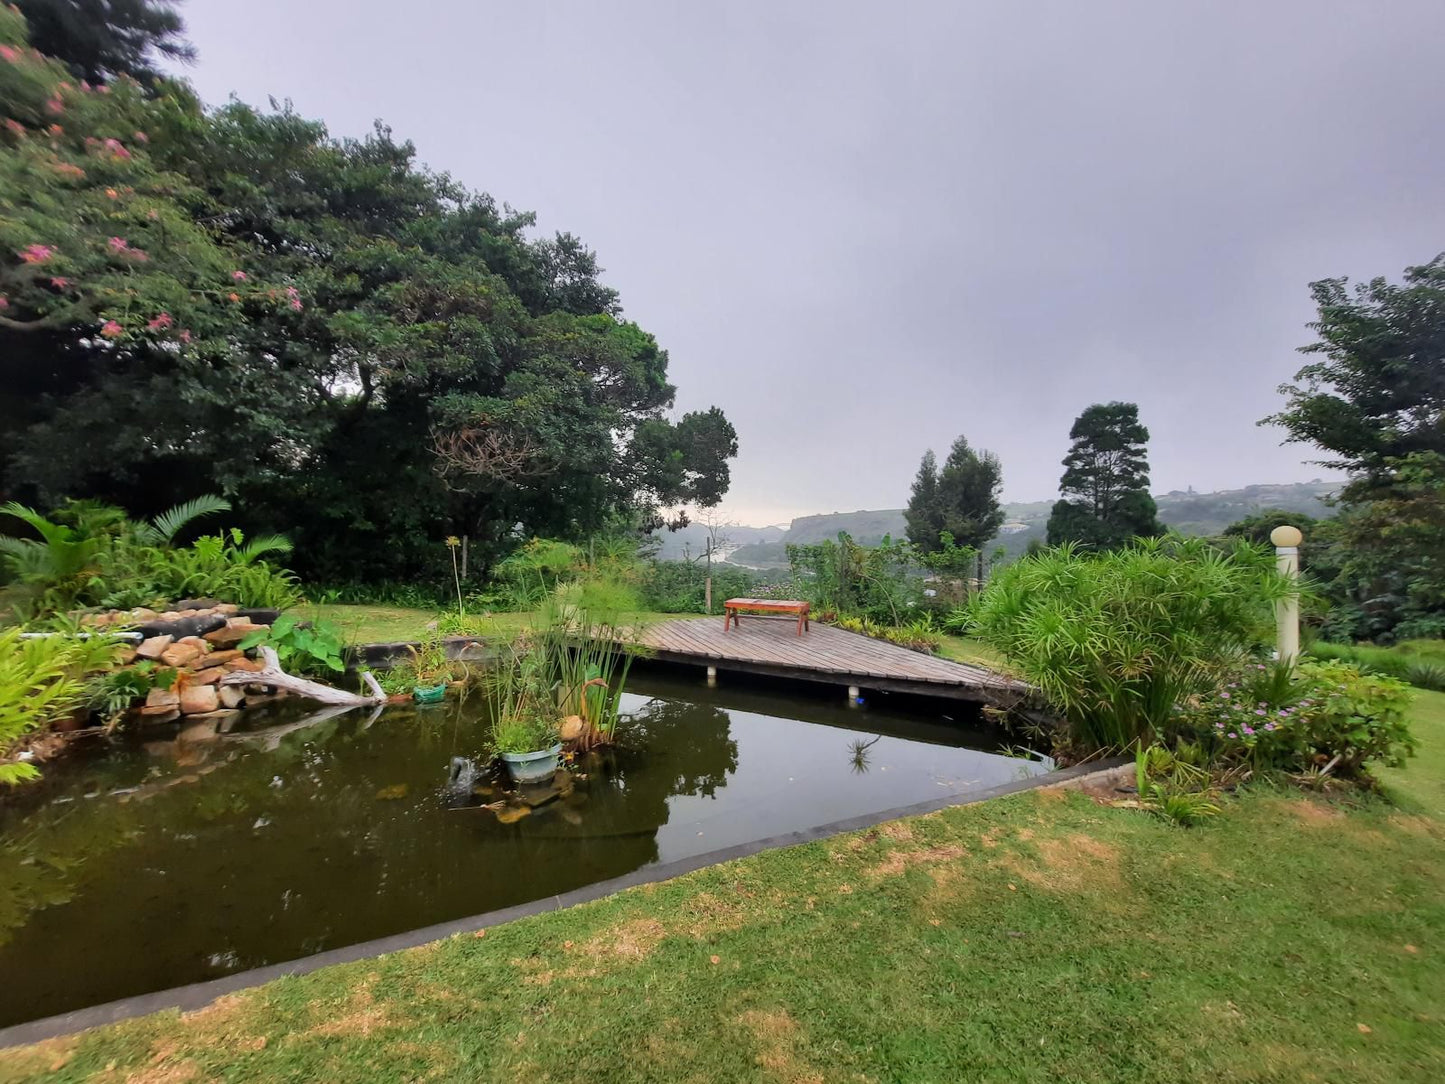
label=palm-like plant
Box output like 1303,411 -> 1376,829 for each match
0,503 -> 107,620
969,535 -> 1294,751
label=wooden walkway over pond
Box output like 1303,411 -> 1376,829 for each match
632,616 -> 1027,704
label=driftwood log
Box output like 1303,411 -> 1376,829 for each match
219,646 -> 386,706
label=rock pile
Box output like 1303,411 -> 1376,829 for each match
80,603 -> 281,722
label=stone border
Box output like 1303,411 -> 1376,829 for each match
0,756 -> 1128,1050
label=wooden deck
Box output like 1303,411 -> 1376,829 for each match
632,616 -> 1026,704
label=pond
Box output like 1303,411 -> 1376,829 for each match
0,667 -> 1049,1028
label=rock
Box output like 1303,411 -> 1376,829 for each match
132,608 -> 159,621
138,707 -> 180,723
227,616 -> 255,629
559,715 -> 585,743
144,687 -> 180,710
518,782 -> 562,809
375,784 -> 409,800
203,649 -> 243,666
115,648 -> 137,666
160,643 -> 203,668
136,614 -> 227,640
176,635 -> 211,652
217,685 -> 246,709
223,656 -> 266,673
135,635 -> 174,660
204,624 -> 260,648
179,685 -> 219,715
177,720 -> 219,743
174,598 -> 224,611
494,803 -> 531,825
191,668 -> 224,686
216,603 -> 239,615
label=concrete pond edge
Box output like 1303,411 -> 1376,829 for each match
0,756 -> 1131,1050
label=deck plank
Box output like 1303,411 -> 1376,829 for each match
629,617 -> 1026,703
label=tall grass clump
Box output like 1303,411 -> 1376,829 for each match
968,536 -> 1292,752
1,629 -> 124,784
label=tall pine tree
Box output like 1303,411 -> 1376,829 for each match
1046,402 -> 1162,548
905,437 -> 1004,552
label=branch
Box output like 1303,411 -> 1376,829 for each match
431,420 -> 552,490
219,646 -> 385,706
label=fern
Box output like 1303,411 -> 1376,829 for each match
142,495 -> 232,546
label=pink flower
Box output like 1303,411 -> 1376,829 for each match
100,320 -> 123,338
232,270 -> 247,281
227,292 -> 240,302
107,236 -> 129,253
146,209 -> 158,220
147,312 -> 173,330
3,119 -> 23,137
20,244 -> 54,264
0,296 -> 8,309
126,248 -> 148,262
178,329 -> 191,343
49,277 -> 70,288
101,137 -> 130,160
45,98 -> 63,114
53,162 -> 85,179
105,188 -> 118,199
290,298 -> 303,311
285,285 -> 303,311
0,45 -> 18,63
133,131 -> 148,143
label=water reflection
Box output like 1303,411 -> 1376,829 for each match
0,671 -> 1043,1027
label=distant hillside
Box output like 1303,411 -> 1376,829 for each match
649,521 -> 787,562
726,482 -> 1339,568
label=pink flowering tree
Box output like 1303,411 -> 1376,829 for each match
0,6 -> 291,346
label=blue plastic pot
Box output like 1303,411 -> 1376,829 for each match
499,743 -> 563,784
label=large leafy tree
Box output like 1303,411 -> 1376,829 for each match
1264,258 -> 1445,640
0,10 -> 736,583
14,0 -> 193,84
905,437 -> 1004,553
1046,402 -> 1162,548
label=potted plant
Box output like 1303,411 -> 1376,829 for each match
492,714 -> 562,783
407,638 -> 453,703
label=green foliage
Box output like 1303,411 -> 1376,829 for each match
479,539 -> 586,611
1133,745 -> 1221,827
787,532 -> 922,624
84,662 -> 158,729
638,560 -> 759,614
1046,402 -> 1163,548
905,436 -> 1005,553
1306,639 -> 1445,692
14,0 -> 194,83
831,614 -> 942,654
238,614 -> 345,677
1187,659 -> 1415,780
0,627 -> 122,784
0,497 -> 299,617
969,536 -> 1289,751
1,5 -> 737,586
404,638 -> 453,687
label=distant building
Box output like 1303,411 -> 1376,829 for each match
998,522 -> 1030,534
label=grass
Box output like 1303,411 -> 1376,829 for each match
310,605 -> 704,647
4,695 -> 1442,1082
938,633 -> 1009,671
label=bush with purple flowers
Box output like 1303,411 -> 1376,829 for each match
1182,658 -> 1415,779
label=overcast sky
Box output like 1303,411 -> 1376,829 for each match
177,0 -> 1445,525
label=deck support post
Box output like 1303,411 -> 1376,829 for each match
847,685 -> 860,707
706,665 -> 717,687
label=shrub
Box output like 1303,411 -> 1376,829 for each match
238,614 -> 346,677
1,629 -> 123,784
1186,659 -> 1415,779
787,533 -> 924,624
968,536 -> 1291,751
1306,639 -> 1445,691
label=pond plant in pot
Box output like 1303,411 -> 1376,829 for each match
406,638 -> 453,703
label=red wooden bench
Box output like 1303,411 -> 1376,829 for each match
723,598 -> 810,636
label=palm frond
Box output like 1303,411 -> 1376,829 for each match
149,495 -> 231,545
239,534 -> 293,563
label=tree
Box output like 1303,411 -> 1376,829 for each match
0,10 -> 737,584
1046,402 -> 1162,547
1265,256 -> 1445,488
1264,257 -> 1445,641
14,0 -> 194,84
905,438 -> 1003,553
903,449 -> 942,550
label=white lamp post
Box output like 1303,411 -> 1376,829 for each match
1270,524 -> 1303,667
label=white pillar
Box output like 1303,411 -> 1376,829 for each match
1270,525 -> 1302,667
706,666 -> 717,687
847,685 -> 860,707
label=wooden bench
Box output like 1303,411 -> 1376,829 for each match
723,598 -> 810,636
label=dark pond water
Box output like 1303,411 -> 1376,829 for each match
0,668 -> 1048,1027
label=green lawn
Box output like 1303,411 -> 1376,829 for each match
311,605 -> 705,647
5,695 -> 1442,1082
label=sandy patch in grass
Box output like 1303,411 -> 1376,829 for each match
736,1009 -> 825,1084
123,1060 -> 202,1084
1387,812 -> 1442,838
879,821 -> 914,842
865,844 -> 967,880
1005,833 -> 1123,895
1287,799 -> 1346,825
583,916 -> 667,960
0,1036 -> 79,1078
301,975 -> 395,1038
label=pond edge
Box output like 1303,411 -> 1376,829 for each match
0,755 -> 1128,1049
